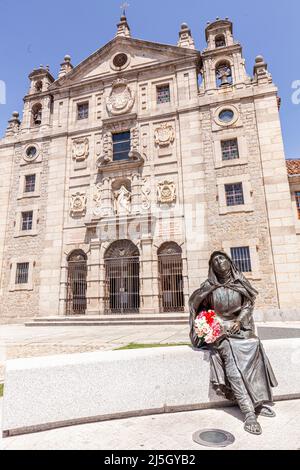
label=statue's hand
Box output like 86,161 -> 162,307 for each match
230,321 -> 241,334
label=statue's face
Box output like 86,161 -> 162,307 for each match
212,254 -> 231,275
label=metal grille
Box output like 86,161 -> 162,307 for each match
66,259 -> 87,315
16,262 -> 29,285
221,139 -> 239,161
21,211 -> 33,231
296,192 -> 300,219
157,85 -> 170,104
77,102 -> 89,120
25,174 -> 36,193
231,247 -> 252,273
104,257 -> 140,314
225,183 -> 244,206
158,254 -> 184,312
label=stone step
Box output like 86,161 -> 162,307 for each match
25,319 -> 189,327
25,314 -> 189,327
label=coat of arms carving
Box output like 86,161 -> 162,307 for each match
154,123 -> 175,148
157,180 -> 176,204
70,192 -> 87,217
106,79 -> 135,116
72,138 -> 89,162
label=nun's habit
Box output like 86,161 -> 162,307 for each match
189,251 -> 278,415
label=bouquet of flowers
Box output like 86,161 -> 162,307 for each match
194,310 -> 222,344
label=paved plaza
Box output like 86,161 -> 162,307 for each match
1,398 -> 299,450
1,322 -> 300,450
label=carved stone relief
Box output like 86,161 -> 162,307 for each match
154,123 -> 175,148
72,137 -> 89,162
106,79 -> 135,116
157,180 -> 177,204
114,185 -> 132,216
93,183 -> 102,217
70,192 -> 87,217
141,178 -> 151,211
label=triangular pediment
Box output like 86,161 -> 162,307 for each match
50,36 -> 200,88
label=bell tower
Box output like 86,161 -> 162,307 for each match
201,18 -> 249,92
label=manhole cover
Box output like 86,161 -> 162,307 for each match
192,429 -> 235,448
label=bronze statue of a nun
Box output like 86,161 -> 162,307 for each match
189,251 -> 278,435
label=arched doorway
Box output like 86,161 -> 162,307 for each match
104,240 -> 140,314
158,242 -> 184,312
66,250 -> 87,315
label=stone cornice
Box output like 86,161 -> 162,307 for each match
201,43 -> 242,59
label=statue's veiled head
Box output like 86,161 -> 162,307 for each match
211,253 -> 231,275
209,251 -> 235,283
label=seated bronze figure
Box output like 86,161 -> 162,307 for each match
189,251 -> 278,435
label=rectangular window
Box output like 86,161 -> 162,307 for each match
231,247 -> 252,273
225,183 -> 244,206
15,262 -> 29,285
295,192 -> 300,219
221,139 -> 239,161
21,211 -> 33,231
157,85 -> 170,104
113,131 -> 131,161
24,174 -> 36,193
77,102 -> 89,120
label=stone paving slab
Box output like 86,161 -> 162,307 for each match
1,399 -> 299,450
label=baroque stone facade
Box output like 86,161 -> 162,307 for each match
1,16 -> 300,323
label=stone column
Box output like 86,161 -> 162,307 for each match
86,239 -> 101,315
58,259 -> 68,316
131,173 -> 141,214
41,96 -> 51,130
101,177 -> 113,216
140,237 -> 156,314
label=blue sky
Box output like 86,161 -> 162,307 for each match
0,0 -> 299,157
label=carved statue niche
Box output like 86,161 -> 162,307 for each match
114,185 -> 132,216
70,192 -> 87,217
106,79 -> 135,116
72,137 -> 89,162
157,180 -> 177,205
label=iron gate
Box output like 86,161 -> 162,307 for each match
66,252 -> 87,315
104,256 -> 140,314
158,253 -> 184,312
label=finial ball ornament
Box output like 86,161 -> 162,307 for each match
255,55 -> 264,63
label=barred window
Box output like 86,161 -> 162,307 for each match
15,262 -> 29,285
295,192 -> 300,219
24,174 -> 36,193
113,131 -> 131,161
221,139 -> 239,161
225,183 -> 244,206
231,247 -> 252,273
157,85 -> 170,104
77,102 -> 89,120
21,211 -> 33,231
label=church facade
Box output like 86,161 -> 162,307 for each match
1,16 -> 300,323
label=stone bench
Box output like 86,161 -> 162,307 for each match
2,338 -> 300,437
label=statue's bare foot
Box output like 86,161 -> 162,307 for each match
244,413 -> 262,435
256,405 -> 276,418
